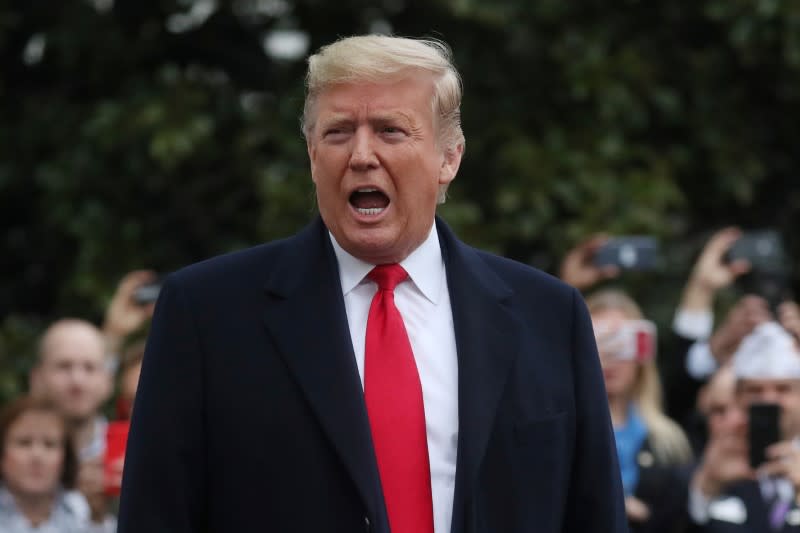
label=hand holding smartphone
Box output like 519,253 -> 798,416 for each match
132,280 -> 162,305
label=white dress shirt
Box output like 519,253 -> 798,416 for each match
673,308 -> 718,380
330,226 -> 459,533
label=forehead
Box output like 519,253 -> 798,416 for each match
706,376 -> 736,403
591,308 -> 629,323
8,410 -> 64,435
314,74 -> 436,119
41,326 -> 105,365
738,378 -> 800,392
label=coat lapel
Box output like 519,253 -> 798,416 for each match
261,218 -> 386,529
436,219 -> 524,533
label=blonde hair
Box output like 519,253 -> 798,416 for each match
302,35 -> 465,203
586,289 -> 692,465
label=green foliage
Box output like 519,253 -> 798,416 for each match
1,0 -> 799,403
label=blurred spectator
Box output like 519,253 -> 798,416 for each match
688,323 -> 800,532
23,271 -> 155,529
672,228 -> 752,378
29,319 -> 112,460
664,228 -> 754,437
560,234 -> 621,291
687,295 -> 774,454
588,289 -> 693,533
0,395 -> 109,532
28,319 -> 115,529
115,341 -> 145,421
779,302 -> 800,345
695,366 -> 740,445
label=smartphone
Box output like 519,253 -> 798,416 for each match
132,280 -> 161,305
104,420 -> 130,496
593,236 -> 659,271
727,230 -> 788,275
748,403 -> 781,469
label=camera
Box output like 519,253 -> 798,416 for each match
593,236 -> 660,271
132,281 -> 162,305
726,230 -> 788,276
726,230 -> 791,310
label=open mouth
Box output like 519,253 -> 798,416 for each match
349,188 -> 390,216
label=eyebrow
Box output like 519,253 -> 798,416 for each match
318,111 -> 416,128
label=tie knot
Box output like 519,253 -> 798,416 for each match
368,264 -> 408,291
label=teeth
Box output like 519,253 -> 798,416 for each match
357,207 -> 385,215
357,188 -> 379,193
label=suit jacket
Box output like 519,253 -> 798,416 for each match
687,479 -> 800,533
117,217 -> 627,533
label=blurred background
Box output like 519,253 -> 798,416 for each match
1,0 -> 799,401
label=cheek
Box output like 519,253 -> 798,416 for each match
619,364 -> 639,387
45,449 -> 65,470
1,447 -> 24,477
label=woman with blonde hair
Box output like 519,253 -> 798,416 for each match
587,289 -> 693,533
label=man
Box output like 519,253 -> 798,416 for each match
118,35 -> 626,533
30,320 -> 112,461
29,318 -> 116,530
688,323 -> 800,531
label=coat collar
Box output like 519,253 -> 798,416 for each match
262,217 -> 523,533
262,218 -> 387,528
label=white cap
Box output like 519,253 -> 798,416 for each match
732,322 -> 800,380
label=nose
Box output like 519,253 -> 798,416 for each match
760,390 -> 781,404
67,365 -> 89,386
727,405 -> 748,434
349,127 -> 379,171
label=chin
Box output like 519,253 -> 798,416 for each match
18,481 -> 57,496
341,229 -> 402,262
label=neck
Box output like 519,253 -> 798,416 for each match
608,394 -> 630,427
12,491 -> 55,527
70,416 -> 98,453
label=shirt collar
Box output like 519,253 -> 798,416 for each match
328,225 -> 444,304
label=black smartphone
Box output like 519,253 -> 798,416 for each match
727,230 -> 788,275
593,236 -> 659,271
132,281 -> 162,305
748,403 -> 781,469
728,230 -> 792,310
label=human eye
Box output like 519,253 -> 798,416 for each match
322,123 -> 352,142
13,436 -> 33,448
379,124 -> 407,139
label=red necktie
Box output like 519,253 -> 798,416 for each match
364,264 -> 434,533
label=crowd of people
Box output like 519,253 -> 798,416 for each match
561,227 -> 800,532
0,271 -> 152,531
1,225 -> 797,531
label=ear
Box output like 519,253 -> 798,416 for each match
438,142 -> 464,186
307,137 -> 319,185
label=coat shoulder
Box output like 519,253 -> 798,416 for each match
471,247 -> 578,302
